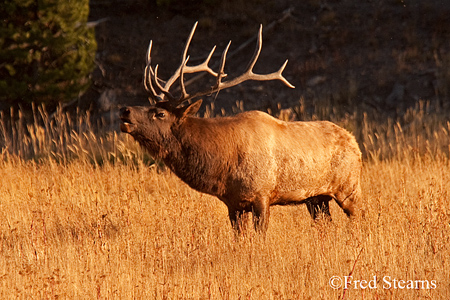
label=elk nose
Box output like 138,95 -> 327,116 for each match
119,107 -> 131,118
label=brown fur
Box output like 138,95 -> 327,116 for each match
120,100 -> 362,233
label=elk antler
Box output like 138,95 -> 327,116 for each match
144,21 -> 295,106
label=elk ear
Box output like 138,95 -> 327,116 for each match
179,100 -> 202,119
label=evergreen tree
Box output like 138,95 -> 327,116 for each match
0,0 -> 97,108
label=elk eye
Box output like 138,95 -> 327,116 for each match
156,112 -> 165,119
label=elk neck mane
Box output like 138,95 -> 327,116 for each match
161,111 -> 273,196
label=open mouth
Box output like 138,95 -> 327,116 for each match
120,122 -> 136,133
119,115 -> 137,133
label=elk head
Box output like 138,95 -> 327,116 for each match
120,100 -> 202,158
120,22 -> 294,157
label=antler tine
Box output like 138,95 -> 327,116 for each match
178,56 -> 190,101
144,40 -> 161,102
215,41 -> 231,89
215,24 -> 295,90
143,64 -> 159,102
153,21 -> 217,105
183,22 -> 197,61
185,45 -> 218,77
171,45 -> 219,105
143,40 -> 181,102
150,22 -> 225,106
153,65 -> 177,102
211,25 -> 262,91
161,22 -> 198,99
275,60 -> 295,88
245,24 -> 263,74
146,40 -> 152,65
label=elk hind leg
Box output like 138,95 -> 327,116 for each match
334,185 -> 361,218
306,195 -> 332,220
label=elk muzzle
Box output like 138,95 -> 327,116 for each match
119,107 -> 137,133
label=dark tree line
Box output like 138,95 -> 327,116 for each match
0,0 -> 97,109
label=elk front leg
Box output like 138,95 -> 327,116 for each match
228,208 -> 250,234
252,197 -> 270,234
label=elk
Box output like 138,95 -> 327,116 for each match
120,22 -> 362,234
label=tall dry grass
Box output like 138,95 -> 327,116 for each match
0,104 -> 449,299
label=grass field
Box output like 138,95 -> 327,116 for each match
0,104 -> 449,299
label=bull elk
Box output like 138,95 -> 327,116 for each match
120,22 -> 362,234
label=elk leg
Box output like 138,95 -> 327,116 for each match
252,198 -> 270,234
228,208 -> 249,234
334,185 -> 361,217
306,196 -> 332,220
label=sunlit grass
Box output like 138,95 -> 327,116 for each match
0,103 -> 449,299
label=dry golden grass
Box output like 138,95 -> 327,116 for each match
0,105 -> 449,299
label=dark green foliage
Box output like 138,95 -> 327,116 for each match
0,0 -> 97,108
